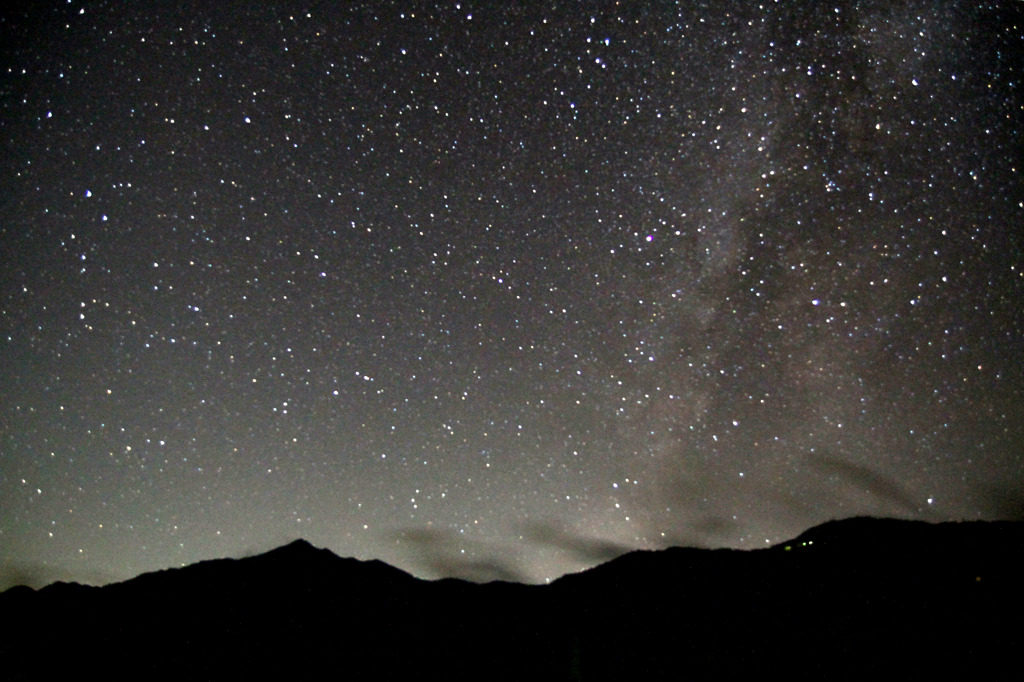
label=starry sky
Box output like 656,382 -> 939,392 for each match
2,0 -> 1022,589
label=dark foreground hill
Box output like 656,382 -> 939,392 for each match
2,517 -> 1021,680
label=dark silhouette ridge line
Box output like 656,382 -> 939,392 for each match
4,515 -> 1022,594
1,517 -> 1020,681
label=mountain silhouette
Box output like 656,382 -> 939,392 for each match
2,517 -> 1021,681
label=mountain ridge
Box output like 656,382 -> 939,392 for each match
2,517 -> 1021,680
12,515 -> 1013,595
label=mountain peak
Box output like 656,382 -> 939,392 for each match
260,538 -> 331,560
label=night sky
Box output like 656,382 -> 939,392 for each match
2,0 -> 1022,589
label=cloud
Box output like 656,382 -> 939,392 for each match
806,451 -> 923,515
390,527 -> 531,583
520,520 -> 631,564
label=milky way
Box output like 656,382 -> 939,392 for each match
2,0 -> 1022,588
